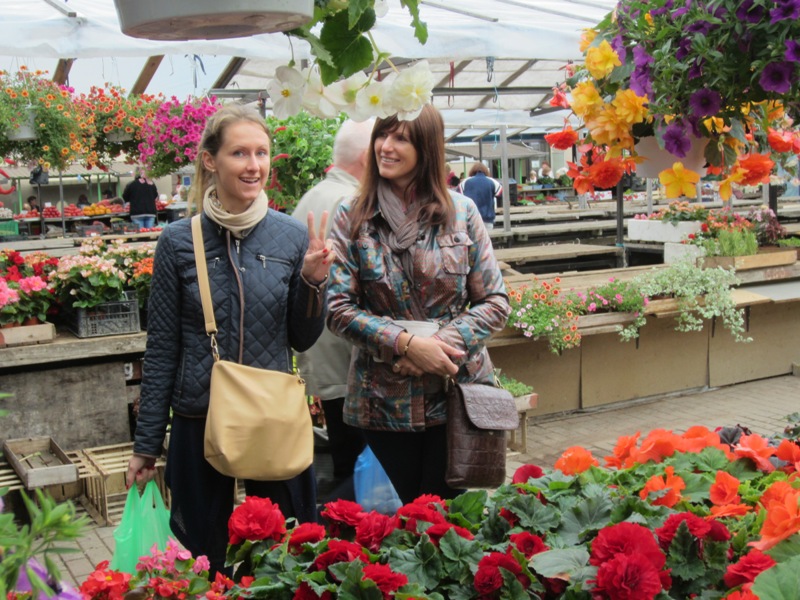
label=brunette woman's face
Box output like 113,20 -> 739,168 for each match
374,123 -> 418,194
202,121 -> 270,213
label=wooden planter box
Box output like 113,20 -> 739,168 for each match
699,249 -> 797,271
577,312 -> 638,336
0,322 -> 56,348
2,437 -> 78,489
627,219 -> 702,243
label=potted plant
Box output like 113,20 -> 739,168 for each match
574,277 -> 648,342
138,96 -> 220,179
265,112 -> 343,212
633,258 -> 750,342
0,67 -> 88,173
628,200 -> 708,243
548,0 -> 800,199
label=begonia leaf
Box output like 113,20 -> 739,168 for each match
752,554 -> 800,600
388,536 -> 443,589
531,547 -> 594,581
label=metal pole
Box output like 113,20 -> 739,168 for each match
500,125 -> 511,233
646,179 -> 653,214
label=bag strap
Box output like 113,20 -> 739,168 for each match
191,215 -> 220,361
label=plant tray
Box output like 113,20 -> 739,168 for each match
67,291 -> 140,338
577,312 -> 639,336
2,437 -> 78,489
698,249 -> 797,271
0,322 -> 56,348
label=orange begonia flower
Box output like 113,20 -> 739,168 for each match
681,426 -> 731,457
605,432 -> 641,469
776,439 -> 800,473
737,153 -> 774,187
587,157 -> 625,189
629,429 -> 682,465
554,446 -> 599,475
545,126 -> 579,150
659,162 -> 701,199
767,128 -> 794,153
734,434 -> 776,473
750,485 -> 800,551
709,503 -> 752,519
639,466 -> 685,508
709,471 -> 741,506
758,480 -> 795,509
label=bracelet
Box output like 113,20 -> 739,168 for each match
403,334 -> 415,357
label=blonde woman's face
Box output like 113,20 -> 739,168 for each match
203,121 -> 270,211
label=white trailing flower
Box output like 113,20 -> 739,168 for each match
302,69 -> 346,119
353,79 -> 393,121
386,60 -> 435,121
266,66 -> 306,120
333,72 -> 369,117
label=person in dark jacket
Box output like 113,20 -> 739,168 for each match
126,104 -> 331,576
122,168 -> 159,230
460,162 -> 501,230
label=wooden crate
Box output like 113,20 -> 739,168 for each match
699,249 -> 797,271
82,442 -> 168,526
0,322 -> 56,348
2,437 -> 78,489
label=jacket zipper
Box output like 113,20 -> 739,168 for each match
226,231 -> 247,364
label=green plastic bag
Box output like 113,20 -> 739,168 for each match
110,480 -> 172,574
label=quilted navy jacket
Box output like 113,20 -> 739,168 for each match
134,212 -> 325,457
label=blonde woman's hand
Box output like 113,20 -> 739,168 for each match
125,454 -> 156,489
301,210 -> 333,285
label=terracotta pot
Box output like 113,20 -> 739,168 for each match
114,0 -> 313,41
1,322 -> 21,329
22,316 -> 42,326
634,136 -> 708,179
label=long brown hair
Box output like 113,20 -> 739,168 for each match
347,104 -> 454,238
187,104 -> 271,214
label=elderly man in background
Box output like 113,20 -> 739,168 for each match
291,118 -> 374,501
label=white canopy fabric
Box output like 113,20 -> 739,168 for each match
0,0 -> 616,132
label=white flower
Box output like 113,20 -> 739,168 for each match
353,79 -> 392,121
374,0 -> 389,17
302,69 -> 346,119
386,60 -> 434,121
266,66 -> 306,120
333,72 -> 369,116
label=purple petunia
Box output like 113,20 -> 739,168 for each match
689,88 -> 722,117
651,0 -> 674,17
663,122 -> 691,158
688,58 -> 705,81
611,34 -> 628,64
770,0 -> 800,23
736,0 -> 765,23
785,40 -> 800,63
759,61 -> 795,94
686,20 -> 713,36
630,66 -> 654,99
633,45 -> 654,69
675,38 -> 693,61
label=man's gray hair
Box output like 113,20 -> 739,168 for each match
333,118 -> 376,168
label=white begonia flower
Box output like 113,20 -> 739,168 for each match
374,0 -> 389,17
266,66 -> 306,120
302,69 -> 346,119
335,72 -> 369,116
386,60 -> 435,121
353,79 -> 392,121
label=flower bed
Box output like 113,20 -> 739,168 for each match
76,420 -> 800,599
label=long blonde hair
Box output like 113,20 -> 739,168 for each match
187,104 -> 271,214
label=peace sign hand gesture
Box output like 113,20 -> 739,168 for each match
301,210 -> 333,285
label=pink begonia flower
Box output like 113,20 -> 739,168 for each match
18,276 -> 47,294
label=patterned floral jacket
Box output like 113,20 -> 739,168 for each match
327,192 -> 510,432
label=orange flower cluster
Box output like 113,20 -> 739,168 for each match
605,426 -> 732,469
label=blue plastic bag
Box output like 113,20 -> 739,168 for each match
110,480 -> 172,574
353,446 -> 402,514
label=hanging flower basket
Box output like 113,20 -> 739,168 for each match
113,0 -> 313,41
634,136 -> 708,179
7,107 -> 36,141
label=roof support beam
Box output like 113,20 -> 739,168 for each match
445,128 -> 466,143
41,0 -> 76,17
52,59 -> 74,85
432,86 -> 552,96
494,0 -> 603,23
130,56 -> 164,95
213,57 -> 246,90
476,59 -> 537,109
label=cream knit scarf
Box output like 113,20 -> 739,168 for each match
202,185 -> 269,238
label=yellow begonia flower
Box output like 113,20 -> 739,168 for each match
703,116 -> 724,135
612,89 -> 649,125
659,162 -> 701,199
570,81 -> 604,118
585,40 -> 622,80
719,168 -> 746,201
579,29 -> 598,53
587,105 -> 631,147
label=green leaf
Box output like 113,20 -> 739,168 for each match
448,490 -> 488,527
338,560 -> 384,600
766,535 -> 800,563
667,523 -> 705,582
558,494 -> 613,546
348,0 -> 372,29
388,536 -> 444,590
438,529 -> 484,583
399,0 -> 428,44
318,9 -> 376,84
505,493 -> 561,532
531,547 -> 595,582
752,553 -> 800,599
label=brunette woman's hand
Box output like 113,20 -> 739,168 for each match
301,210 -> 333,285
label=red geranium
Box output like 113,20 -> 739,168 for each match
724,549 -> 777,589
424,522 -> 474,547
288,522 -> 327,552
511,464 -> 544,484
79,560 -> 132,600
362,563 -> 408,599
397,503 -> 446,533
311,540 -> 369,574
228,496 -> 287,546
508,531 -> 548,559
321,499 -> 367,537
589,522 -> 666,571
592,553 -> 664,600
355,512 -> 399,552
474,552 -> 527,596
293,581 -> 333,600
